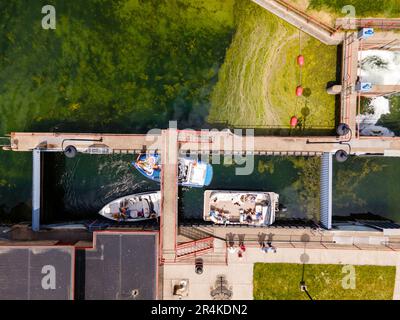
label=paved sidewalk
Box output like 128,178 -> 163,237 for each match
162,239 -> 400,300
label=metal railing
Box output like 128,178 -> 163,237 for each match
176,237 -> 214,259
274,0 -> 337,34
337,18 -> 400,30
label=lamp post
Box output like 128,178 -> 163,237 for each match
300,280 -> 313,300
299,234 -> 313,300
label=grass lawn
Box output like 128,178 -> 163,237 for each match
308,0 -> 400,18
287,0 -> 400,26
254,263 -> 396,300
208,0 -> 338,133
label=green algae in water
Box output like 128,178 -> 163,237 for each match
0,152 -> 32,223
179,156 -> 321,221
0,0 -> 235,134
333,156 -> 400,222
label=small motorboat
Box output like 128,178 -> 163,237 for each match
178,157 -> 213,187
132,153 -> 213,188
99,191 -> 160,222
203,190 -> 279,226
133,153 -> 162,182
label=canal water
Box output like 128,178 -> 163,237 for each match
179,156 -> 319,220
333,156 -> 400,223
41,153 -> 159,223
4,152 -> 400,225
0,152 -> 33,223
179,156 -> 315,222
39,154 -> 319,223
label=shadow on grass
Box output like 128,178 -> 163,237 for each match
210,120 -> 337,136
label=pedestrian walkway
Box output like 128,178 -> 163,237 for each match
336,18 -> 400,30
252,0 -> 343,45
161,129 -> 179,263
163,239 -> 400,300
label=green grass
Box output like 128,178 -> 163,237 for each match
254,263 -> 396,300
308,0 -> 400,18
268,32 -> 337,131
208,0 -> 337,132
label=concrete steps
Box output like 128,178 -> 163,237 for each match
176,238 -> 214,259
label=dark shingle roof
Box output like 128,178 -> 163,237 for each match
76,232 -> 158,300
0,246 -> 74,300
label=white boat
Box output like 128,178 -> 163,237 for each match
178,157 -> 213,187
99,191 -> 161,222
133,154 -> 213,188
203,190 -> 279,226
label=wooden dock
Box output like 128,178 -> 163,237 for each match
160,129 -> 178,263
6,132 -> 162,152
341,32 -> 359,135
7,130 -> 400,156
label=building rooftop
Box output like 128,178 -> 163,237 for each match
0,246 -> 74,300
75,232 -> 158,300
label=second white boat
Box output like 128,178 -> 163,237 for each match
203,190 -> 279,226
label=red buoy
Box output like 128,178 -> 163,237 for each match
290,116 -> 298,128
297,55 -> 305,66
296,86 -> 303,97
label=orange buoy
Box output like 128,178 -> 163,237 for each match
297,55 -> 305,66
290,116 -> 298,128
296,86 -> 303,97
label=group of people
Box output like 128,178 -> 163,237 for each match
227,240 -> 278,257
239,208 -> 263,224
209,210 -> 230,224
260,241 -> 277,253
112,204 -> 157,222
240,194 -> 257,203
137,157 -> 161,175
112,206 -> 129,221
228,241 -> 246,259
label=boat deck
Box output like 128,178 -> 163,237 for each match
204,190 -> 277,225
